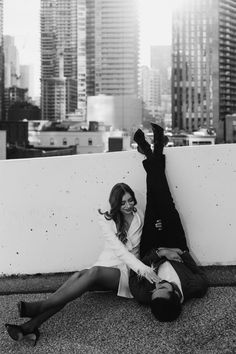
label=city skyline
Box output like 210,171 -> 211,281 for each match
3,0 -> 176,98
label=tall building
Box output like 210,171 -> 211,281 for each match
86,0 -> 139,97
151,46 -> 171,96
41,0 -> 86,121
77,0 -> 87,120
0,0 -> 3,120
140,65 -> 161,120
4,36 -> 20,88
172,0 -> 236,141
3,36 -> 29,120
20,65 -> 34,99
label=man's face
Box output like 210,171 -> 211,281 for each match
151,281 -> 181,301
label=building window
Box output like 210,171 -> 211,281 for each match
50,138 -> 54,146
63,138 -> 67,146
75,138 -> 79,145
88,138 -> 93,146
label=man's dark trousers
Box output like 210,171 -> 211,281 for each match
140,155 -> 188,258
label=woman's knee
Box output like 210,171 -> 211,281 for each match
72,268 -> 88,279
87,266 -> 101,280
71,271 -> 81,280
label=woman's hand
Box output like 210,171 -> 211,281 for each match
142,265 -> 161,284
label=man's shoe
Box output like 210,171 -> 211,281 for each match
150,123 -> 166,155
133,129 -> 152,158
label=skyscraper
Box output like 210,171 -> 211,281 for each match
151,46 -> 171,96
86,0 -> 139,97
41,0 -> 85,121
172,0 -> 236,141
4,35 -> 20,88
0,0 -> 4,120
20,65 -> 34,98
140,65 -> 161,120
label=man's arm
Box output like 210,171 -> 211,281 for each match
141,247 -> 183,265
180,251 -> 209,299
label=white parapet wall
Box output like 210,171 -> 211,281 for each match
0,145 -> 236,276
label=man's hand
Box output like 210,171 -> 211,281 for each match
157,248 -> 183,262
155,219 -> 163,230
158,247 -> 183,255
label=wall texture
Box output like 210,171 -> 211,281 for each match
0,145 -> 236,276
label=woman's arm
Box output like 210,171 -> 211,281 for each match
98,215 -> 159,283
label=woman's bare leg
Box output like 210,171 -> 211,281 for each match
54,269 -> 88,295
22,269 -> 88,318
20,266 -> 120,333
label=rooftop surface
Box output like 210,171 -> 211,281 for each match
0,268 -> 236,354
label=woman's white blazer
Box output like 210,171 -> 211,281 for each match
95,209 -> 151,277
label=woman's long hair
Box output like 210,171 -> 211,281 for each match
99,183 -> 137,244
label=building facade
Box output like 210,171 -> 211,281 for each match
4,86 -> 28,120
86,0 -> 139,97
20,65 -> 34,99
172,0 -> 236,141
151,45 -> 171,96
4,36 -> 20,88
87,95 -> 142,132
41,0 -> 86,121
140,65 -> 161,120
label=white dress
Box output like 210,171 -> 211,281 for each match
94,208 -> 150,298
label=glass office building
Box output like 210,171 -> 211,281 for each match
172,0 -> 236,141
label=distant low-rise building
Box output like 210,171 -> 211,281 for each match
29,121 -> 131,154
4,86 -> 28,120
167,129 -> 216,147
187,132 -> 216,146
225,114 -> 236,143
87,95 -> 142,132
8,102 -> 41,121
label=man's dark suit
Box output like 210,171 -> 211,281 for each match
129,155 -> 208,304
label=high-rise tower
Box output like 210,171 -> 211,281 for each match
41,0 -> 85,121
140,65 -> 161,120
4,36 -> 20,88
151,46 -> 171,96
86,0 -> 139,97
172,0 -> 236,141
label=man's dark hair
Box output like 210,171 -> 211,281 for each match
150,291 -> 182,322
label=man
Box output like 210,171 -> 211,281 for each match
129,124 -> 208,322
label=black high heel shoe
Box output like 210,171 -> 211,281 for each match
17,301 -> 27,318
150,123 -> 168,155
133,129 -> 152,158
5,324 -> 40,346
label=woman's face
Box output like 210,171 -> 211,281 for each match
120,192 -> 135,215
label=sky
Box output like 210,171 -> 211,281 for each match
3,0 -> 179,98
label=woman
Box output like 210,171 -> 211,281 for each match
5,182 -> 159,346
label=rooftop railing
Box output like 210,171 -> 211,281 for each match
0,145 -> 236,276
